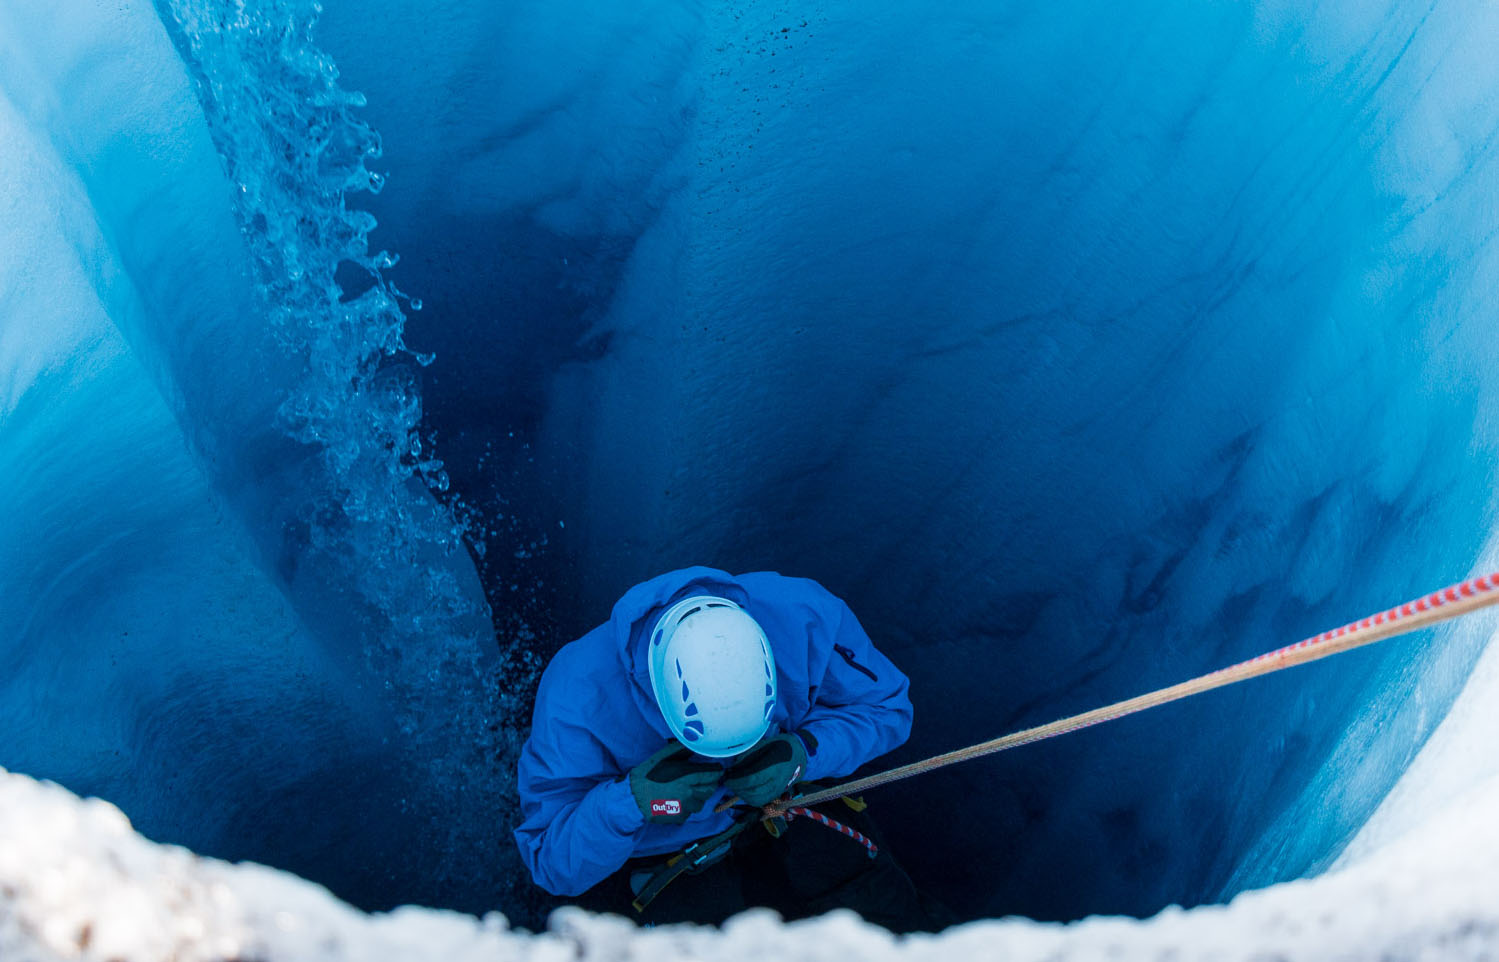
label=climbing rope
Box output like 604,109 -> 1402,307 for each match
767,570 -> 1499,817
785,805 -> 879,858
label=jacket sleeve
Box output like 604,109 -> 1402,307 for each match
796,595 -> 914,782
512,672 -> 646,896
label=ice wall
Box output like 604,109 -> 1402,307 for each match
0,0 -> 524,914
314,0 -> 1499,922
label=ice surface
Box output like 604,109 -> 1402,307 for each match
0,0 -> 525,913
1341,545 -> 1499,863
0,73 -> 379,865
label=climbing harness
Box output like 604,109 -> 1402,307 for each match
630,797 -> 880,912
765,570 -> 1499,816
630,817 -> 754,913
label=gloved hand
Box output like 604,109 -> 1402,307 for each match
628,741 -> 723,824
724,732 -> 808,807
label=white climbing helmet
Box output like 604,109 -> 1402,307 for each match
647,595 -> 777,758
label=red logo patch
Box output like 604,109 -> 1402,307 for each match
650,799 -> 683,816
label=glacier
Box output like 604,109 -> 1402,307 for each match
3,0 -> 1499,955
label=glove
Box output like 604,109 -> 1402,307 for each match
724,732 -> 808,807
628,741 -> 723,824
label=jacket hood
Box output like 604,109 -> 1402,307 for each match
610,566 -> 753,727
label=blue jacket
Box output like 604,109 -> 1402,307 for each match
514,567 -> 913,896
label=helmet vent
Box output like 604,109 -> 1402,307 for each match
683,720 -> 705,740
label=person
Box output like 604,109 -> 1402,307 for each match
514,566 -> 940,929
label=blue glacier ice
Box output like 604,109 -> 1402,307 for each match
2,0 -> 1499,936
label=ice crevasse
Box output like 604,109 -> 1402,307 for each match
4,0 -> 1499,957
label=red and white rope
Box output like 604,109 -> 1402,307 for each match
773,571 -> 1499,816
785,805 -> 879,858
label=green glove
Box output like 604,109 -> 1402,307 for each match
628,741 -> 723,824
724,732 -> 808,807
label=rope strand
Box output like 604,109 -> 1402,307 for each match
785,806 -> 879,857
770,571 -> 1499,816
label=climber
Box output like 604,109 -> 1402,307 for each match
513,566 -> 941,930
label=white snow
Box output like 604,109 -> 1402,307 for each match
2,761 -> 1497,961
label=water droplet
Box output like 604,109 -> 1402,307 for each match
409,298 -> 423,311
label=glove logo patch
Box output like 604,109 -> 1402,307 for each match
650,799 -> 683,816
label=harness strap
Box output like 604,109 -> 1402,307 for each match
629,793 -> 883,913
630,818 -> 753,914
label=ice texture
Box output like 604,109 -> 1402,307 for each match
0,0 -> 528,914
313,0 -> 1499,922
3,0 -> 1499,949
